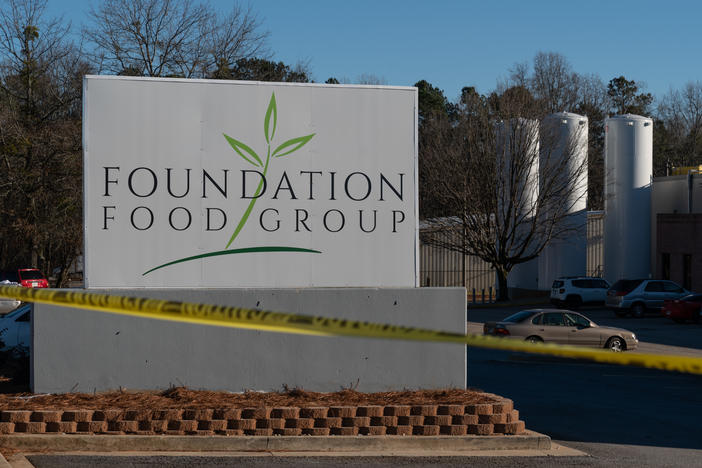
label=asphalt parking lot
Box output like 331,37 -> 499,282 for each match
8,303 -> 702,467
466,302 -> 702,466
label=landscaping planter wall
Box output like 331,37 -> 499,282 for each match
0,401 -> 525,436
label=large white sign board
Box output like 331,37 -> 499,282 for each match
83,76 -> 418,288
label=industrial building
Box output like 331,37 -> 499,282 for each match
651,171 -> 702,292
420,112 -> 701,298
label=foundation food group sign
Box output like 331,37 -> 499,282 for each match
83,76 -> 418,288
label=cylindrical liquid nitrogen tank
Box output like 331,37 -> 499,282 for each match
538,112 -> 588,290
496,118 -> 540,293
604,114 -> 653,283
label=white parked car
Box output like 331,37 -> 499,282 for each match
0,280 -> 21,315
0,304 -> 30,350
550,277 -> 611,309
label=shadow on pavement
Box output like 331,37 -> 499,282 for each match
468,347 -> 702,449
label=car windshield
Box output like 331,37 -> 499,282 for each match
502,310 -> 539,323
19,270 -> 44,280
552,280 -> 564,288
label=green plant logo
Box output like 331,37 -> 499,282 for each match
222,93 -> 314,248
143,93 -> 321,276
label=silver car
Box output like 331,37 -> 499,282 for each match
606,279 -> 690,318
483,309 -> 638,352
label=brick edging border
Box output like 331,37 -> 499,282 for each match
0,399 -> 525,437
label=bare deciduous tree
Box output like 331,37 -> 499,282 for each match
420,89 -> 588,300
0,0 -> 86,285
84,0 -> 268,78
507,61 -> 529,89
657,81 -> 702,168
575,73 -> 609,210
355,73 -> 388,85
502,53 -> 610,209
531,51 -> 580,114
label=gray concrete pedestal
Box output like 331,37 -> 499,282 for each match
31,288 -> 466,393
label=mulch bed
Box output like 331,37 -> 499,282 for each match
0,387 -> 497,410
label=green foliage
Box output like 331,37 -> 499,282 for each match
414,79 -> 450,123
222,58 -> 311,83
607,76 -> 653,115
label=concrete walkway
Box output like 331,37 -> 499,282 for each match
1,439 -> 588,467
0,431 -> 551,453
0,431 -> 591,467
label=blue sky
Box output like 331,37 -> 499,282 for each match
47,0 -> 701,103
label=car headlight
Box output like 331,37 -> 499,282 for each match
631,334 -> 637,341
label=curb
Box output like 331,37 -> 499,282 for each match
0,431 -> 551,453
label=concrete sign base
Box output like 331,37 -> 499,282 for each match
31,288 -> 465,393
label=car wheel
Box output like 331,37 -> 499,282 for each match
525,336 -> 542,344
566,295 -> 582,310
631,303 -> 646,318
605,337 -> 625,352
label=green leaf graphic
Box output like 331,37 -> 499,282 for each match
272,134 -> 316,158
223,133 -> 263,167
264,93 -> 277,143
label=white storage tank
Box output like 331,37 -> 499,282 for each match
537,112 -> 588,290
496,118 -> 540,293
604,114 -> 653,283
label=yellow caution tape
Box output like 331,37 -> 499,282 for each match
2,285 -> 702,376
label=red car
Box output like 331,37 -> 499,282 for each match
661,294 -> 702,323
17,269 -> 49,288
